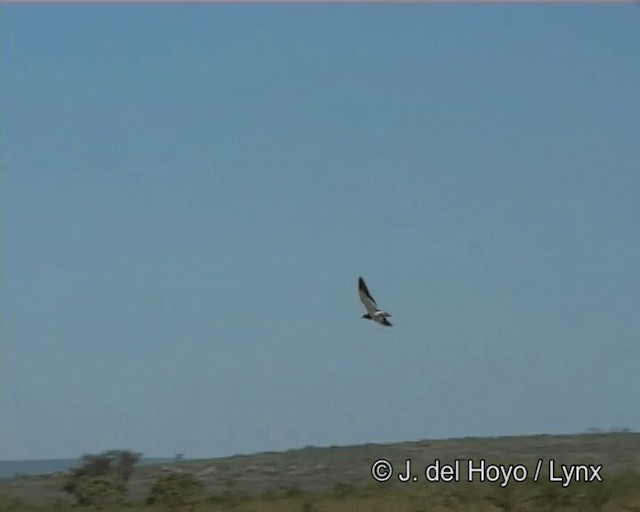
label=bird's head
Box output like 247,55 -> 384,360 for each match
361,314 -> 371,320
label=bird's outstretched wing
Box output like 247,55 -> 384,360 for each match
358,277 -> 379,316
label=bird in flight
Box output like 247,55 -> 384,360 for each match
358,276 -> 393,327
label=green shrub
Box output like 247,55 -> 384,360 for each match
146,471 -> 205,506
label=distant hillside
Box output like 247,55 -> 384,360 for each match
1,432 -> 639,510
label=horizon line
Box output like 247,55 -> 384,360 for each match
3,429 -> 637,462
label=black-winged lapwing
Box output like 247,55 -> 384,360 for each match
358,276 -> 393,327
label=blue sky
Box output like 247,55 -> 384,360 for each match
2,5 -> 639,460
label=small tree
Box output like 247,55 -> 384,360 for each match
76,453 -> 112,477
63,450 -> 142,507
105,449 -> 141,492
